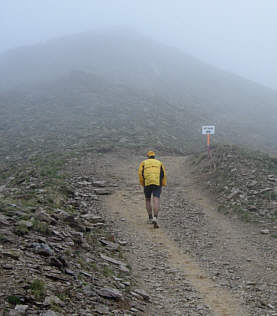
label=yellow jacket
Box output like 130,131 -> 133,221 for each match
138,158 -> 167,187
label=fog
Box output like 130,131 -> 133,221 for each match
1,0 -> 276,89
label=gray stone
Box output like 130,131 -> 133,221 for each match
0,249 -> 21,260
17,220 -> 33,228
94,304 -> 110,314
133,289 -> 150,301
98,287 -> 123,300
100,253 -> 127,267
259,188 -> 272,194
77,181 -> 92,185
49,256 -> 67,269
247,180 -> 257,188
118,240 -> 128,246
248,205 -> 257,212
32,242 -> 54,256
44,295 -> 65,307
7,311 -> 19,316
94,188 -> 112,195
92,180 -> 106,187
64,215 -> 86,232
40,311 -> 60,316
82,285 -> 97,297
64,268 -> 76,276
14,305 -> 29,315
100,239 -> 119,251
0,214 -> 9,225
267,175 -> 276,182
81,214 -> 104,223
227,190 -> 240,200
119,265 -> 130,273
34,208 -> 52,223
0,185 -> 6,192
70,231 -> 84,244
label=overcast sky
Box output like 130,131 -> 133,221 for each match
1,0 -> 276,89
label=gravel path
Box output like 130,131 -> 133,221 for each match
94,153 -> 277,316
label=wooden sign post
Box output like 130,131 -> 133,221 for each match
202,125 -> 215,158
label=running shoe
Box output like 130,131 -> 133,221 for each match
152,217 -> 159,229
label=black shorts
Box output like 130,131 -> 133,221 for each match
144,185 -> 162,199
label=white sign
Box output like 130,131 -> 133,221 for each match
202,125 -> 215,135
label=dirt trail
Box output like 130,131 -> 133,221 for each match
101,154 -> 256,315
162,156 -> 270,276
108,191 -> 246,315
93,153 -> 277,315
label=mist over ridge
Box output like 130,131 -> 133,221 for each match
0,28 -> 277,157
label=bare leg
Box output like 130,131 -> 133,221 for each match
145,198 -> 152,218
153,197 -> 160,218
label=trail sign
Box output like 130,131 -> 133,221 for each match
202,125 -> 215,135
202,125 -> 215,158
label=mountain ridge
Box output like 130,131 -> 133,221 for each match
0,29 -> 277,155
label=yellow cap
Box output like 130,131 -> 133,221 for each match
147,151 -> 155,157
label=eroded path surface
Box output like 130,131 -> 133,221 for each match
94,153 -> 277,316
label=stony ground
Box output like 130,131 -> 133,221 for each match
1,150 -> 277,315
89,152 -> 277,316
0,153 -> 151,315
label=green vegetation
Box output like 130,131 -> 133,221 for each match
7,295 -> 21,305
64,248 -> 72,257
264,191 -> 277,201
30,154 -> 66,175
0,150 -> 78,233
30,279 -> 46,301
50,303 -> 63,313
15,222 -> 29,236
102,265 -> 115,277
0,233 -> 6,243
90,262 -> 98,271
31,219 -> 50,235
77,256 -> 87,269
217,205 -> 229,215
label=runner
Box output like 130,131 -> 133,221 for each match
138,151 -> 167,228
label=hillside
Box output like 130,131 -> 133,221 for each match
191,144 -> 277,224
0,29 -> 277,154
0,71 -> 196,161
1,29 -> 277,315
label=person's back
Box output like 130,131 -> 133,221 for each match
138,151 -> 166,228
141,158 -> 164,186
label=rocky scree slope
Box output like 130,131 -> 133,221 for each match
0,71 -> 197,161
0,153 -> 151,315
191,145 -> 277,230
1,29 -> 277,152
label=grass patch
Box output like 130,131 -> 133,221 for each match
231,205 -> 251,222
239,212 -> 250,222
30,155 -> 67,180
90,262 -> 98,271
102,265 -> 115,277
31,219 -> 50,235
15,223 -> 29,236
217,205 -> 229,215
30,279 -> 46,301
0,233 -> 6,243
50,303 -> 63,313
7,295 -> 21,305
